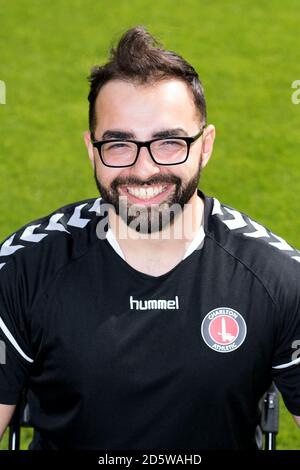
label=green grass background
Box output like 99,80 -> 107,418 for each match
0,0 -> 300,450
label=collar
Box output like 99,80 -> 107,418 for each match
105,191 -> 206,261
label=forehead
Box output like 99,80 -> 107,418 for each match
94,78 -> 200,132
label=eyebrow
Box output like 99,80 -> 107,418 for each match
101,128 -> 188,140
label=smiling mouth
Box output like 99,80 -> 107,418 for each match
118,183 -> 174,203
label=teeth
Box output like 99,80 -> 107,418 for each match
126,185 -> 167,200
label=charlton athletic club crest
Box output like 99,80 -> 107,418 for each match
201,307 -> 247,353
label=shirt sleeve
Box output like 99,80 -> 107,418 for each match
271,259 -> 300,415
0,257 -> 34,404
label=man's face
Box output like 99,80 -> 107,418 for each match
86,78 -> 213,233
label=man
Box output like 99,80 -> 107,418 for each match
0,26 -> 299,450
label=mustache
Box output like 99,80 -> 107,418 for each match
111,174 -> 181,191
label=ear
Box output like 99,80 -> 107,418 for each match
200,124 -> 216,169
83,131 -> 95,170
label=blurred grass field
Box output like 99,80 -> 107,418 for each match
0,0 -> 300,450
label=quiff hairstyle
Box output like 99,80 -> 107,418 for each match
88,26 -> 207,139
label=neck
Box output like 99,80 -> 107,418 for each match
108,190 -> 204,253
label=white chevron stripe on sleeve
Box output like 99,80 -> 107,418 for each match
269,234 -> 294,251
213,201 -> 300,263
20,224 -> 48,243
212,198 -> 223,215
0,234 -> 24,257
222,208 -> 248,230
45,214 -> 70,234
244,219 -> 270,239
67,204 -> 91,228
88,198 -> 101,214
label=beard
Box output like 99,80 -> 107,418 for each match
94,160 -> 202,234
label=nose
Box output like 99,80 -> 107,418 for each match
129,145 -> 160,179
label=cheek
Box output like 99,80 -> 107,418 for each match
175,162 -> 197,182
187,151 -> 202,174
94,160 -> 110,185
95,160 -> 126,188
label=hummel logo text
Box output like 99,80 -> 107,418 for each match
129,295 -> 179,310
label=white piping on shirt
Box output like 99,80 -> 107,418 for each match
182,225 -> 205,260
106,228 -> 126,260
106,224 -> 205,262
0,316 -> 34,363
272,357 -> 300,369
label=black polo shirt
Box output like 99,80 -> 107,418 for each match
0,190 -> 300,449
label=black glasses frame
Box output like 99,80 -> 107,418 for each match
92,127 -> 205,168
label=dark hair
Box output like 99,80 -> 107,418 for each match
88,26 -> 206,138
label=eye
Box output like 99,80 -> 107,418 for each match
106,142 -> 131,150
159,139 -> 185,148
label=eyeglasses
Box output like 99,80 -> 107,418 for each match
92,127 -> 205,168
